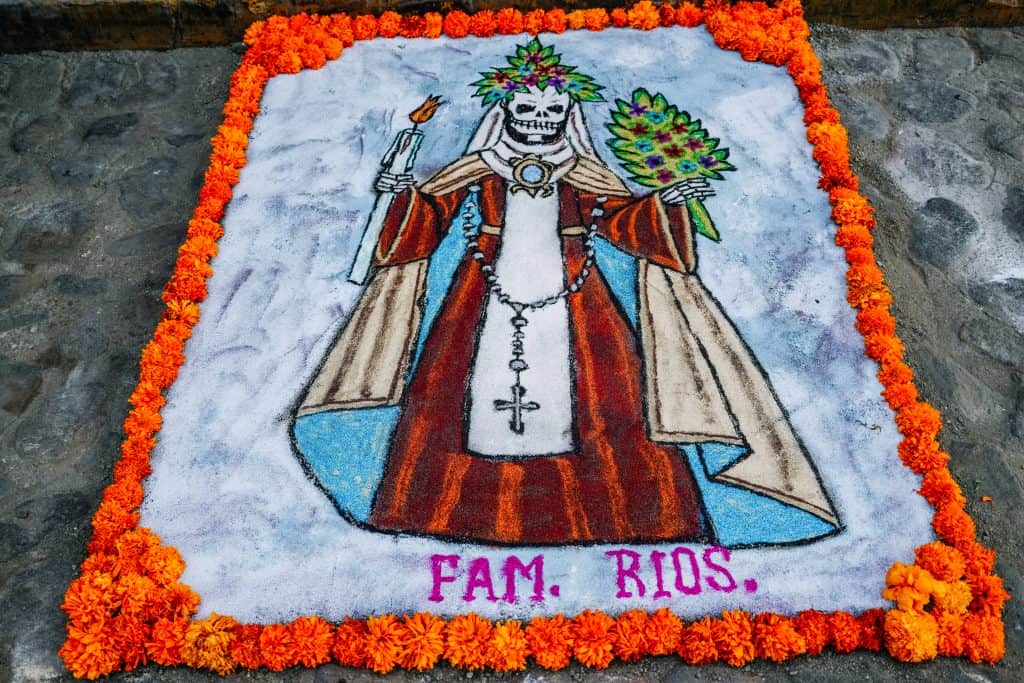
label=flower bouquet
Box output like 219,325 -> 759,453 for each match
605,88 -> 735,241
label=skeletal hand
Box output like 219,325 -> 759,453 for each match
661,177 -> 715,205
375,172 -> 415,194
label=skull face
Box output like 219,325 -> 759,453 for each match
502,86 -> 572,145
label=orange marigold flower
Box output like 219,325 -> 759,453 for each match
962,613 -> 1005,664
659,4 -> 676,27
933,580 -> 972,615
147,617 -> 188,665
229,623 -> 263,669
60,620 -> 121,679
524,614 -> 574,670
141,545 -> 185,586
914,542 -> 966,582
62,571 -> 116,626
468,11 -> 498,38
829,611 -> 861,653
290,615 -> 334,667
487,620 -> 529,671
918,469 -> 966,510
968,574 -> 1011,616
377,11 -> 401,38
398,15 -> 425,39
103,478 -> 144,512
884,609 -> 938,662
443,10 -> 470,38
883,562 -> 943,612
678,616 -> 718,664
400,612 -> 445,671
571,610 -> 615,669
567,10 -> 587,31
957,540 -> 996,579
753,613 -> 807,662
676,3 -> 704,27
182,613 -> 238,675
834,224 -> 873,250
612,609 -> 649,662
445,613 -> 493,670
365,614 -> 406,674
112,613 -> 149,671
610,8 -> 629,28
583,8 -> 611,31
259,623 -> 295,671
830,187 -> 876,227
80,552 -> 117,576
710,610 -> 755,667
116,573 -> 157,617
423,12 -> 443,39
883,382 -> 919,410
933,502 -> 977,546
544,9 -> 569,34
855,306 -> 896,336
857,608 -> 885,652
332,617 -> 368,667
353,14 -> 378,41
894,401 -> 942,439
933,609 -> 965,657
496,8 -> 524,34
645,607 -> 682,655
524,9 -> 545,35
792,609 -> 830,655
627,1 -> 661,30
87,500 -> 139,555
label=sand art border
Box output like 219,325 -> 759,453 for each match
57,2 -> 1008,677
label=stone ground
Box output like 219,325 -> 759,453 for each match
1,24 -> 1023,683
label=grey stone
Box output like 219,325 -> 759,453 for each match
106,222 -> 187,257
167,132 -> 203,147
907,347 -> 958,410
8,113 -> 71,154
960,318 -> 1024,368
894,81 -> 976,124
84,112 -> 139,139
118,156 -> 180,218
909,197 -> 979,267
53,273 -> 107,297
0,312 -> 46,333
4,202 -> 90,263
901,138 -> 993,189
48,154 -> 109,185
14,362 -> 105,460
0,63 -> 11,94
42,491 -> 92,529
63,57 -> 139,108
984,123 -> 1024,163
137,58 -> 179,100
973,28 -> 1024,62
0,523 -> 31,564
912,35 -> 975,79
1013,384 -> 1024,439
990,79 -> 1024,122
831,92 -> 888,141
0,274 -> 32,309
1002,187 -> 1024,242
970,278 -> 1024,335
820,36 -> 899,85
0,359 -> 42,414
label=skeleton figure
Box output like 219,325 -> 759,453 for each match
294,39 -> 840,547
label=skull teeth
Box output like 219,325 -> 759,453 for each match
511,118 -> 559,131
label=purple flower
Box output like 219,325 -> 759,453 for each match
699,155 -> 716,168
526,53 -> 543,64
654,131 -> 672,143
657,169 -> 675,184
502,81 -> 521,92
546,76 -> 566,90
663,144 -> 684,158
686,139 -> 704,151
630,102 -> 648,116
645,155 -> 665,169
523,74 -> 539,87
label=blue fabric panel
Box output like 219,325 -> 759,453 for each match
700,440 -> 749,477
293,408 -> 401,522
592,237 -> 639,330
680,443 -> 837,546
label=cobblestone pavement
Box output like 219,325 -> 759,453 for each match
1,25 -> 1022,682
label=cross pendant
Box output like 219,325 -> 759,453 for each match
493,382 -> 540,435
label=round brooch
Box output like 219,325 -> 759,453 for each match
510,155 -> 555,197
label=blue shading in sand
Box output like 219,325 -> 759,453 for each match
682,442 -> 838,547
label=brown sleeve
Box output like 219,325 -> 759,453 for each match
374,187 -> 466,266
578,191 -> 696,273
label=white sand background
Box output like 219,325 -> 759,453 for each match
140,26 -> 935,622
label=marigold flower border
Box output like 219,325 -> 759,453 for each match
58,1 -> 1008,678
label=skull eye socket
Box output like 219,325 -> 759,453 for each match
546,104 -> 565,115
514,104 -> 537,115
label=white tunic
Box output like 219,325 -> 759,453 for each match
466,144 -> 577,457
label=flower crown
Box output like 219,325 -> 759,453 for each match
471,38 -> 604,105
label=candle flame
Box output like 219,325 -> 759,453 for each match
409,95 -> 444,125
